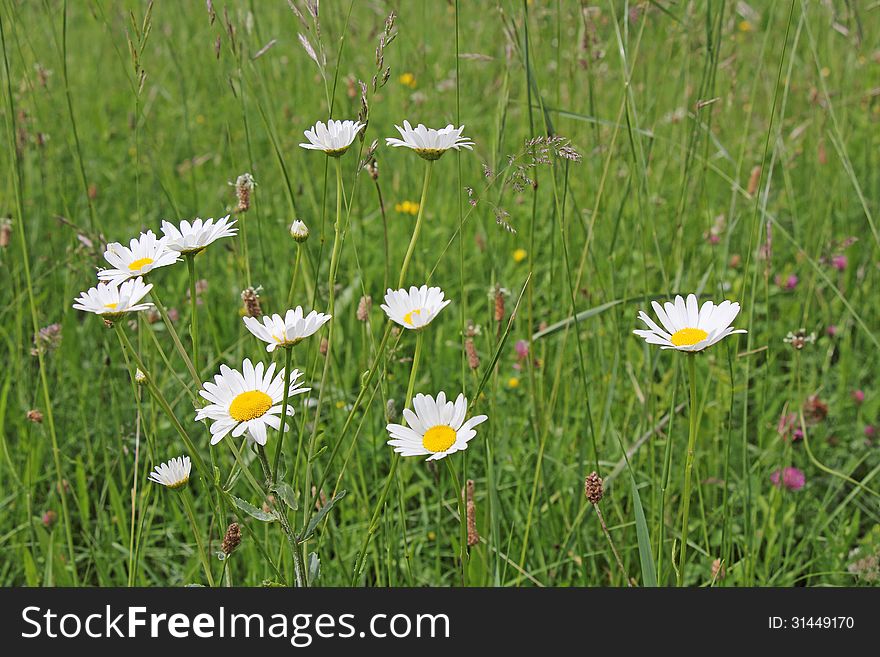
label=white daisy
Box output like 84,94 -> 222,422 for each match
98,230 -> 180,284
633,293 -> 747,352
160,215 -> 237,255
195,358 -> 309,446
385,121 -> 474,160
72,277 -> 154,318
299,119 -> 365,156
148,455 -> 191,489
387,392 -> 488,461
381,285 -> 451,330
243,307 -> 332,352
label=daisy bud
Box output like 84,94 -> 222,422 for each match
289,219 -> 309,242
222,522 -> 242,555
26,409 -> 44,424
584,471 -> 604,504
465,479 -> 480,546
135,369 -> 148,385
42,510 -> 58,529
356,295 -> 372,322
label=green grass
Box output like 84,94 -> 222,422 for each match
1,0 -> 879,587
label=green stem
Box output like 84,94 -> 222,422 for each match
303,157 -> 344,534
398,160 -> 433,287
352,331 -> 423,584
150,285 -> 200,389
678,353 -> 699,587
271,347 -> 294,482
178,487 -> 216,586
186,254 -> 199,377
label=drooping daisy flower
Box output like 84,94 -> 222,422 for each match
385,121 -> 474,160
148,456 -> 192,489
381,285 -> 451,330
73,277 -> 154,319
299,119 -> 365,156
98,230 -> 180,284
386,392 -> 487,461
242,307 -> 332,352
195,359 -> 309,446
633,294 -> 746,352
160,216 -> 237,255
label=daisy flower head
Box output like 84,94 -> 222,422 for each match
387,392 -> 488,461
73,277 -> 154,319
98,230 -> 179,284
148,456 -> 191,489
195,358 -> 309,446
381,285 -> 451,330
160,215 -> 237,255
385,121 -> 474,160
299,119 -> 365,156
243,307 -> 332,352
634,293 -> 747,352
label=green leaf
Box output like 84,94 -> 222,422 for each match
629,473 -> 657,587
229,495 -> 276,522
300,490 -> 347,541
272,482 -> 298,511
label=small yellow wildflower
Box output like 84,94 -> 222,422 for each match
820,67 -> 830,78
335,400 -> 346,410
394,200 -> 420,216
508,377 -> 520,389
196,114 -> 206,125
738,21 -> 752,32
513,248 -> 527,263
399,72 -> 417,89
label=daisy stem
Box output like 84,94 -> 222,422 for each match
301,157 -> 345,544
286,245 -> 302,308
257,444 -> 305,587
150,286 -> 200,389
444,457 -> 468,586
677,353 -> 699,586
398,160 -> 433,288
178,488 -> 216,587
271,347 -> 294,482
186,254 -> 199,377
351,331 -> 423,585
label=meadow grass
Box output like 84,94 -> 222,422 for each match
1,0 -> 879,587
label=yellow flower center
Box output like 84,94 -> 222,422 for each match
670,327 -> 709,346
229,390 -> 273,422
128,256 -> 154,271
104,303 -> 118,309
403,308 -> 423,326
422,425 -> 456,453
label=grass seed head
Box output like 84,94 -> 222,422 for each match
584,471 -> 603,504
